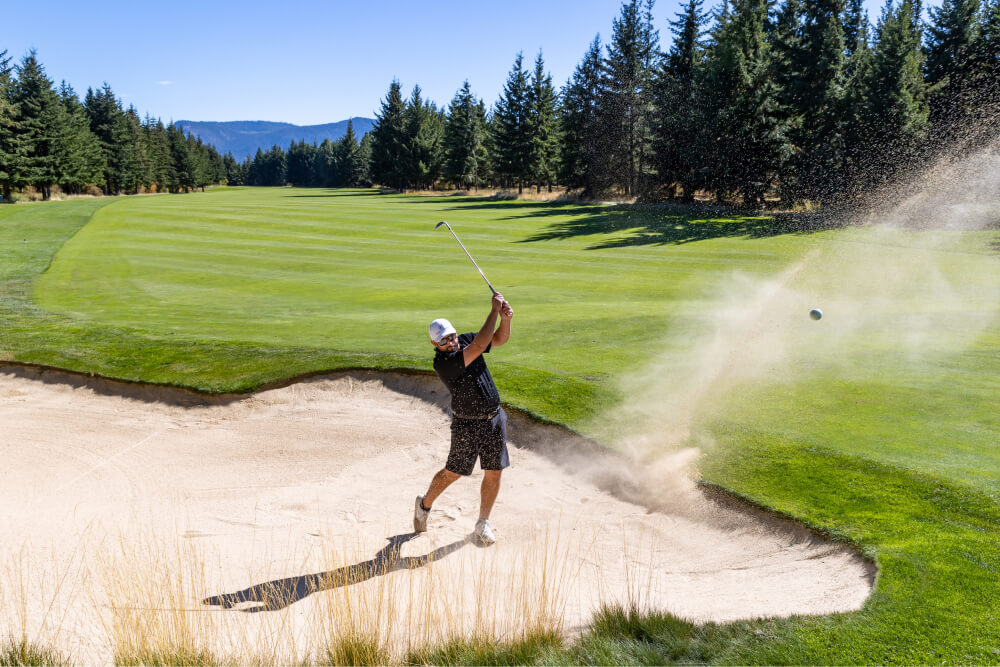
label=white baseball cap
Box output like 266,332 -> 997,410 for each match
428,318 -> 457,344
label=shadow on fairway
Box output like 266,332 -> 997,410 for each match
517,209 -> 841,248
201,532 -> 472,612
420,199 -> 842,248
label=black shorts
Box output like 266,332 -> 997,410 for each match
445,407 -> 510,476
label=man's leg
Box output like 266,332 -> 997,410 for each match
479,469 -> 502,520
424,468 -> 461,508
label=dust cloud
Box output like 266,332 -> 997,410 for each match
590,135 -> 1000,494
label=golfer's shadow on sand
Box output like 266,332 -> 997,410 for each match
202,533 -> 471,613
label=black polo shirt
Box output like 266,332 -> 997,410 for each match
433,332 -> 501,417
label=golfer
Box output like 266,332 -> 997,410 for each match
415,292 -> 513,545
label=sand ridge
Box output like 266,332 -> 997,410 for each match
0,364 -> 874,663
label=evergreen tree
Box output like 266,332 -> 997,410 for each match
840,2 -> 875,200
222,152 -> 243,185
370,80 -> 408,190
444,80 -> 488,190
166,123 -> 194,191
356,131 -> 373,187
335,119 -> 364,186
84,83 -> 138,194
970,0 -> 1000,117
143,115 -> 175,192
843,0 -> 868,56
119,106 -> 147,193
860,0 -> 930,189
493,52 -> 531,192
316,138 -> 336,186
560,36 -> 608,196
10,51 -> 61,199
287,140 -> 316,186
474,101 -> 494,187
260,144 -> 287,186
526,51 -> 560,192
55,82 -> 105,194
699,0 -> 789,206
785,0 -> 849,203
602,0 -> 660,196
652,0 -> 709,200
925,0 -> 982,138
187,135 -> 215,190
0,50 -> 25,201
402,86 -> 444,189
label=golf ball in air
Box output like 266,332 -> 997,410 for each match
810,308 -> 823,320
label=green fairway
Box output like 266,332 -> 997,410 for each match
3,188 -> 1000,664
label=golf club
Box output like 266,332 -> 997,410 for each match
434,220 -> 498,295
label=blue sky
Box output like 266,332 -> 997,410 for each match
6,0 -> 921,126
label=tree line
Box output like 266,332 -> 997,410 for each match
356,0 -> 1000,207
0,50 -> 240,201
3,0 -> 998,207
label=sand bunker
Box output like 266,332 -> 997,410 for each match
0,365 -> 873,663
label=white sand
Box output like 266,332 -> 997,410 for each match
0,365 -> 873,663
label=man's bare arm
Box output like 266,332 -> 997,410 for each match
492,300 -> 512,347
463,293 -> 505,366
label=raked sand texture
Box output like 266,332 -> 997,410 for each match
0,365 -> 874,663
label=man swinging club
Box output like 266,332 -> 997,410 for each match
415,292 -> 513,545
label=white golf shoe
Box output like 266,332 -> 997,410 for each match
474,518 -> 496,545
413,495 -> 430,533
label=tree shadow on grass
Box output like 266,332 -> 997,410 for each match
518,207 -> 843,249
201,532 -> 471,612
416,198 -> 844,248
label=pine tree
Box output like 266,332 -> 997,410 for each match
444,80 -> 488,190
222,152 -> 243,185
316,138 -> 336,186
119,106 -> 147,193
841,2 -> 875,200
526,51 -> 560,193
560,36 -> 608,196
356,131 -> 373,186
84,83 -> 138,194
334,119 -> 362,186
970,0 -> 1000,118
652,0 -> 709,200
843,0 -> 868,56
55,82 -> 105,194
287,140 -> 316,186
493,52 -> 531,192
402,86 -> 444,190
925,0 -> 982,139
700,0 -> 789,206
143,116 -> 175,193
166,123 -> 194,192
602,0 -> 660,196
370,80 -> 408,190
0,50 -> 25,201
10,51 -> 62,199
785,0 -> 849,203
860,0 -> 930,189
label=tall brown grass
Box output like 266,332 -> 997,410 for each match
5,517 -> 650,665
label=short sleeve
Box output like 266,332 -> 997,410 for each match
434,349 -> 466,381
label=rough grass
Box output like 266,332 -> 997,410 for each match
2,189 -> 1000,664
0,637 -> 69,666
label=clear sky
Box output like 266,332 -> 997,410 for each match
5,0 -> 921,126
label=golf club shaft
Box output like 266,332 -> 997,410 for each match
436,221 -> 498,294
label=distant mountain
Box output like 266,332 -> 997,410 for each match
175,118 -> 376,161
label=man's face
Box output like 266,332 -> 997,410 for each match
433,333 -> 459,353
